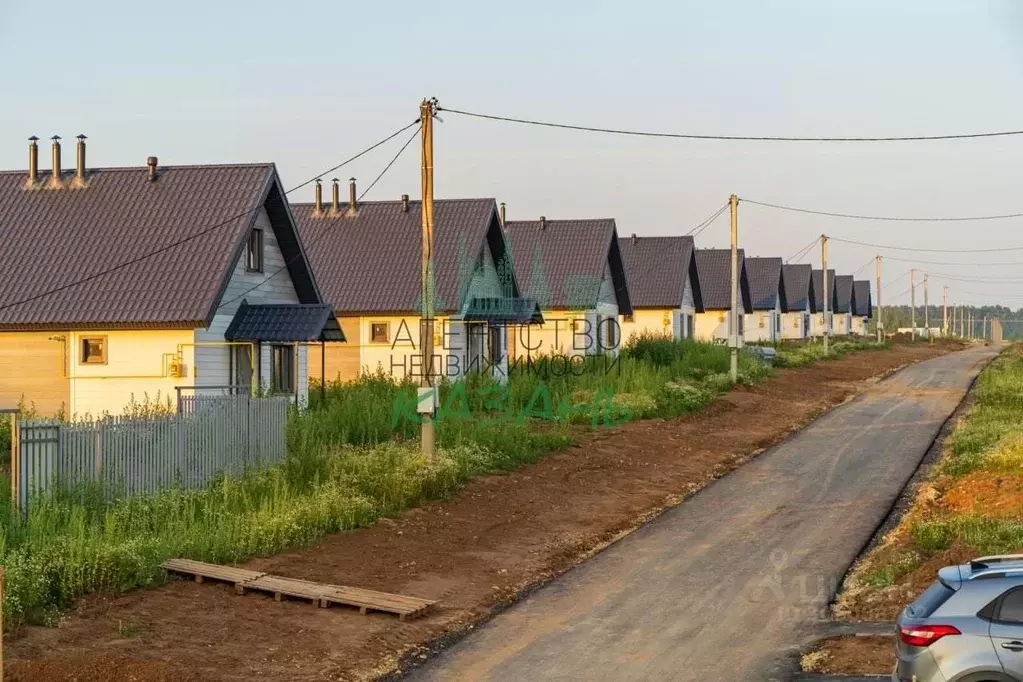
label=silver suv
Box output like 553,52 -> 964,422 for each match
895,555 -> 1023,682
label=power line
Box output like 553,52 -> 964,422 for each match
785,236 -> 820,263
0,120 -> 422,315
926,271 -> 1023,283
685,203 -> 729,238
437,105 -> 1023,143
882,255 -> 1023,267
851,257 -> 875,276
828,235 -> 1023,254
743,198 -> 1023,222
884,269 -> 912,287
216,125 -> 421,311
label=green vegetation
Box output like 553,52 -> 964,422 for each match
0,334 -> 875,629
772,338 -> 888,368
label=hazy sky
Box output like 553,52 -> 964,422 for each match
3,1 -> 1023,307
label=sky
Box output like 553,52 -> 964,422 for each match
2,0 -> 1023,308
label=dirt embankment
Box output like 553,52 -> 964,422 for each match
7,342 -> 957,682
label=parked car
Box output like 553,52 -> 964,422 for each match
895,554 -> 1023,681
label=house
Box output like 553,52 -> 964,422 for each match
0,137 -> 342,417
504,216 -> 632,358
810,269 -> 836,338
294,184 -> 539,383
743,257 -> 786,343
852,280 -> 873,336
833,275 -> 855,336
780,264 -> 814,340
617,234 -> 704,343
693,249 -> 753,344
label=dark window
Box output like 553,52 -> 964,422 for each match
80,336 -> 107,364
996,588 -> 1023,623
232,345 -> 253,393
907,580 -> 956,618
623,314 -> 634,323
488,324 -> 502,363
271,345 -> 295,393
247,228 -> 264,273
371,323 -> 389,343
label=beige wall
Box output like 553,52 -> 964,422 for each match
620,309 -> 673,345
780,312 -> 808,340
744,310 -> 780,343
0,332 -> 70,416
67,330 -> 195,418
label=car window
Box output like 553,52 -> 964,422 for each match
908,581 -> 956,618
997,588 -> 1023,623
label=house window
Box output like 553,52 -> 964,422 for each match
370,322 -> 389,343
271,345 -> 295,393
80,336 -> 107,364
775,313 -> 781,334
685,314 -> 694,339
624,314 -> 634,323
247,228 -> 264,273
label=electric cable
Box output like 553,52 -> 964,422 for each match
686,203 -> 729,238
785,236 -> 821,263
743,198 -> 1023,222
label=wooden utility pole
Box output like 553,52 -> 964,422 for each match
729,194 -> 739,383
910,268 -> 916,340
822,235 -> 829,355
984,315 -> 989,341
923,275 -> 930,341
942,286 -> 948,337
419,98 -> 437,457
875,256 -> 883,342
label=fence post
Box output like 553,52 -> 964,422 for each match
94,425 -> 102,486
0,565 -> 5,681
7,412 -> 17,512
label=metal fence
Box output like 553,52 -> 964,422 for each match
15,395 -> 289,511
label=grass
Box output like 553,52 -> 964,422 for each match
0,334 -> 870,629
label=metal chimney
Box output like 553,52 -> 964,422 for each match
331,178 -> 340,213
50,136 -> 62,187
348,177 -> 357,213
499,202 -> 506,226
314,178 -> 323,212
27,136 -> 39,185
75,135 -> 87,183
631,233 -> 637,245
401,194 -> 410,212
146,156 -> 159,182
539,216 -> 546,230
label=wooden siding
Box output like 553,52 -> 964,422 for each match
195,207 -> 303,398
313,316 -> 362,383
0,332 -> 69,415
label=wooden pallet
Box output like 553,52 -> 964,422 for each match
161,558 -> 436,620
162,558 -> 265,594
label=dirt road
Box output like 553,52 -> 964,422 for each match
408,346 -> 997,682
5,342 -> 965,682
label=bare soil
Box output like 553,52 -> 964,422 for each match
943,471 -> 1023,518
802,635 -> 893,675
6,343 -> 955,682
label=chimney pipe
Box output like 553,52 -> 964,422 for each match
27,136 -> 39,185
631,233 -> 636,244
331,178 -> 340,213
314,179 -> 323,212
75,135 -> 87,183
401,194 -> 409,212
50,136 -> 62,187
499,202 -> 506,226
348,177 -> 357,213
146,156 -> 159,182
539,216 -> 546,230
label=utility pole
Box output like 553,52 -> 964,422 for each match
876,256 -> 883,343
942,286 -> 948,338
729,194 -> 739,383
910,268 -> 916,340
419,98 -> 437,458
822,235 -> 830,355
924,275 -> 930,341
984,315 -> 989,341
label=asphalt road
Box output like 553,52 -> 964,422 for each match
408,346 -> 998,682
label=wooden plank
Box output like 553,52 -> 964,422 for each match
161,558 -> 265,586
246,575 -> 326,605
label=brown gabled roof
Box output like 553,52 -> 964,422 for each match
293,198 -> 517,314
504,218 -> 633,314
617,235 -> 704,312
694,249 -> 753,311
0,163 -> 321,330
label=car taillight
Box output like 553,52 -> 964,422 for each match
899,624 -> 961,647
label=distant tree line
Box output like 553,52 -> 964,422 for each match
871,304 -> 1023,339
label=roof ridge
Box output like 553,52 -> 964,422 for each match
0,162 -> 274,176
290,197 -> 496,207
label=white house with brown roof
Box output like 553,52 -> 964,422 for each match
0,137 -> 341,417
294,184 -> 539,384
503,216 -> 632,359
693,249 -> 753,344
780,264 -> 814,340
743,257 -> 785,343
617,234 -> 703,343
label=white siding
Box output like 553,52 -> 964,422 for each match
193,207 -> 302,399
681,272 -> 695,311
598,261 -> 617,306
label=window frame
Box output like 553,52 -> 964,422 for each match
270,344 -> 295,394
246,228 -> 264,273
80,336 -> 108,365
370,322 -> 390,344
